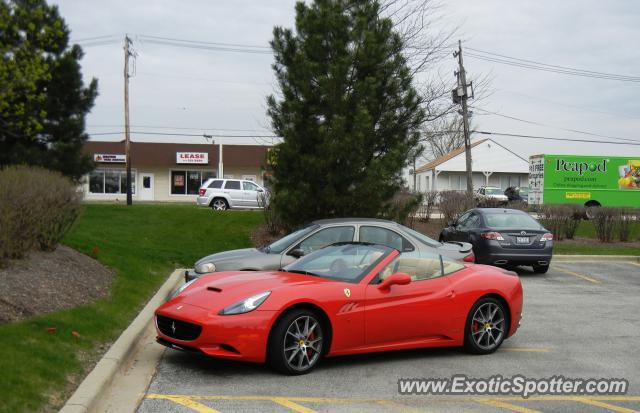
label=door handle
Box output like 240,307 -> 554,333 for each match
446,290 -> 455,298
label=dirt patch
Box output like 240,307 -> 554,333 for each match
0,245 -> 114,323
412,219 -> 446,239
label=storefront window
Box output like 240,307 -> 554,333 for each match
187,171 -> 201,195
89,171 -> 104,193
171,170 -> 215,195
88,170 -> 135,194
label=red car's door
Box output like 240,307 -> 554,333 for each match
364,256 -> 456,345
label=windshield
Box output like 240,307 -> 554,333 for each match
484,212 -> 542,230
398,225 -> 441,247
485,188 -> 503,195
284,243 -> 392,283
266,224 -> 319,253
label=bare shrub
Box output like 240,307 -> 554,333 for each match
539,204 -> 583,241
616,208 -> 635,242
477,197 -> 505,208
439,191 -> 474,225
0,166 -> 81,264
591,207 -> 617,243
418,191 -> 439,223
507,200 -> 530,212
382,190 -> 423,229
259,189 -> 283,237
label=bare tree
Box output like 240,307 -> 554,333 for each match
380,0 -> 493,165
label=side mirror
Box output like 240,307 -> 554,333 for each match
378,272 -> 412,291
257,188 -> 264,192
288,248 -> 305,258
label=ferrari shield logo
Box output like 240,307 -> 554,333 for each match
344,288 -> 351,298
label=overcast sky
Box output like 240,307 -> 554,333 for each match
54,0 -> 640,161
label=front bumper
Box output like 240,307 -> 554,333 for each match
155,302 -> 277,363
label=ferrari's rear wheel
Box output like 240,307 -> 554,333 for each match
464,297 -> 507,354
268,310 -> 324,375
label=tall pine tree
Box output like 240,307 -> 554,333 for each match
267,0 -> 424,227
0,0 -> 97,180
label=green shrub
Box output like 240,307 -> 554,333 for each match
0,166 -> 81,265
381,190 -> 423,229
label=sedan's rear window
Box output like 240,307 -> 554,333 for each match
484,212 -> 542,230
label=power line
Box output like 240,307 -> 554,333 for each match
88,124 -> 272,132
466,51 -> 640,83
467,47 -> 640,80
139,38 -> 272,55
471,106 -> 640,144
89,131 -> 279,138
475,130 -> 640,146
137,34 -> 270,50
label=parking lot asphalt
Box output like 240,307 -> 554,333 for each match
137,261 -> 640,413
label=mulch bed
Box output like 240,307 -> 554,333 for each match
0,246 -> 114,323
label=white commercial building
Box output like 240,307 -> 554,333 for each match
414,138 -> 529,192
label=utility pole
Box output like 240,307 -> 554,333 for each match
453,40 -> 474,195
124,35 -> 133,205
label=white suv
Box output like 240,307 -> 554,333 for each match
197,178 -> 267,210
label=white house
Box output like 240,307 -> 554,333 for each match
414,138 -> 529,192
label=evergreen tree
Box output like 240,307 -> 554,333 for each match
267,0 -> 424,227
0,0 -> 97,180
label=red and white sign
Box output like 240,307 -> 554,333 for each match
94,154 -> 126,163
176,152 -> 208,164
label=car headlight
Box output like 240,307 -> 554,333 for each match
170,279 -> 196,300
195,262 -> 216,274
219,291 -> 271,315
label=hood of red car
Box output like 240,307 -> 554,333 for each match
171,270 -> 330,310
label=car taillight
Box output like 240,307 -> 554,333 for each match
199,188 -> 206,196
463,253 -> 475,263
541,233 -> 553,241
480,232 -> 504,241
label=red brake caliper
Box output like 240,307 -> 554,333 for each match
307,331 -> 315,357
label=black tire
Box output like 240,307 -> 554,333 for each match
210,198 -> 228,211
463,297 -> 508,355
532,264 -> 549,274
268,309 -> 325,375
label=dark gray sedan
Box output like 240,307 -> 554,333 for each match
185,218 -> 473,282
439,208 -> 553,273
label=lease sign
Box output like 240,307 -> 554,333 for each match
176,152 -> 208,164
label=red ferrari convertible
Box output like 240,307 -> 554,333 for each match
155,243 -> 523,374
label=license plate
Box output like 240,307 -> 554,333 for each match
516,236 -> 529,244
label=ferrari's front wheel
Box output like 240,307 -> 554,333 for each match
464,297 -> 508,355
268,310 -> 324,375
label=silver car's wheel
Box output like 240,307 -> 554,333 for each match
464,298 -> 507,354
211,198 -> 228,211
268,310 -> 324,374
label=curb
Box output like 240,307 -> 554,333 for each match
553,255 -> 640,262
60,269 -> 184,413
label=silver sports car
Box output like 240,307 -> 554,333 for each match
185,218 -> 474,282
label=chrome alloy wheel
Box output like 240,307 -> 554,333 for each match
283,315 -> 323,372
471,302 -> 505,351
211,199 -> 227,211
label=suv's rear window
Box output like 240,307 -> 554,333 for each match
224,180 -> 241,190
208,180 -> 223,189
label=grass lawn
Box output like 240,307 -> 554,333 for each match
0,204 -> 263,413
